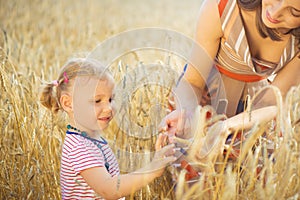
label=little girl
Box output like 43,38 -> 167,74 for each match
40,58 -> 175,199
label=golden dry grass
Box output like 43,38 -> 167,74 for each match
0,0 -> 201,199
175,85 -> 300,200
1,0 -> 300,200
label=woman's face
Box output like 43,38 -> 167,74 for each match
261,0 -> 300,32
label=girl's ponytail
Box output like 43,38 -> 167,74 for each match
40,82 -> 60,114
39,57 -> 109,114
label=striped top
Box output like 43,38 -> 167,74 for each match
216,0 -> 298,77
201,0 -> 298,116
60,133 -> 121,199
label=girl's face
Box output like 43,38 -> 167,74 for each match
72,75 -> 116,133
261,0 -> 300,32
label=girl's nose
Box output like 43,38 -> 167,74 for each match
103,102 -> 113,113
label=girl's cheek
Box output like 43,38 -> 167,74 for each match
94,105 -> 102,115
112,105 -> 116,116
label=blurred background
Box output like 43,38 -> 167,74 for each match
0,0 -> 202,199
2,1 -> 300,199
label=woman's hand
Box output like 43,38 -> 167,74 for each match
158,109 -> 194,141
188,105 -> 278,172
189,121 -> 231,173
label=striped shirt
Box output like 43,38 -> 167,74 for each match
201,0 -> 299,116
60,133 -> 121,199
217,0 -> 298,76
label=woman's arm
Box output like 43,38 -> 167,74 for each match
254,53 -> 300,108
160,0 -> 223,138
186,105 -> 277,174
175,0 -> 223,108
80,135 -> 175,200
225,106 -> 278,130
271,53 -> 300,98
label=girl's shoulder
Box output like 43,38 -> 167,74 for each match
64,133 -> 85,144
62,134 -> 91,152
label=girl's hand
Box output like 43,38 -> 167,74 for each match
150,142 -> 176,177
141,133 -> 176,178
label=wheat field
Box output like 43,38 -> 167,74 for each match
1,0 -> 300,200
0,0 -> 201,199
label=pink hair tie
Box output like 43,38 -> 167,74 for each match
52,80 -> 59,87
63,72 -> 69,84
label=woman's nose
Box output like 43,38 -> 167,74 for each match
269,1 -> 285,19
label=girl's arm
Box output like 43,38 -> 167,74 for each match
80,134 -> 175,200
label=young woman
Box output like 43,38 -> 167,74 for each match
160,0 -> 299,138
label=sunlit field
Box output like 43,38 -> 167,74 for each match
1,0 -> 300,199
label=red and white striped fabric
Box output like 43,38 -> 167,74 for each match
60,133 -> 121,199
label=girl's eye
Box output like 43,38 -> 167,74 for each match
110,94 -> 115,103
95,99 -> 101,103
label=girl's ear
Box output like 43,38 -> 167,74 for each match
60,94 -> 73,113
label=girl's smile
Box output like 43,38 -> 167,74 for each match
98,115 -> 113,124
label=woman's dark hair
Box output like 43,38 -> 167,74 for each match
237,0 -> 300,42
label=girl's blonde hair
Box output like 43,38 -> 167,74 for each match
40,58 -> 110,113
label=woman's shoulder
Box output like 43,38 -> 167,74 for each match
196,0 -> 224,41
197,0 -> 222,29
199,0 -> 238,19
200,0 -> 219,11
